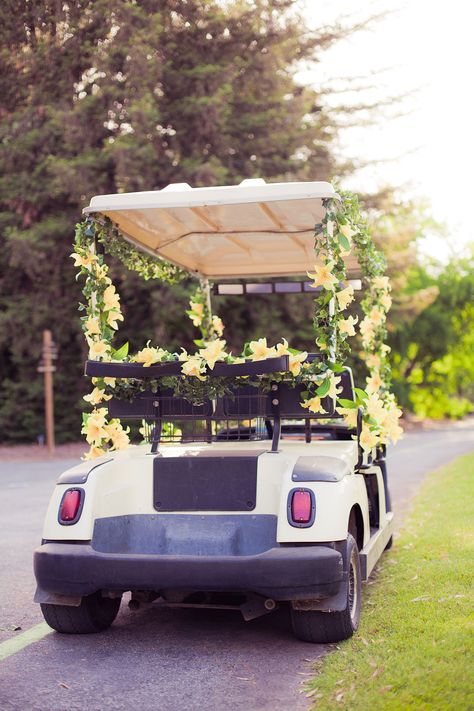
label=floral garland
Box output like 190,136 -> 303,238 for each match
187,281 -> 225,342
73,189 -> 402,460
332,190 -> 403,449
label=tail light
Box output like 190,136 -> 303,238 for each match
288,488 -> 315,528
58,488 -> 84,525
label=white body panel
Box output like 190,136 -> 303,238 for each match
42,440 -> 376,545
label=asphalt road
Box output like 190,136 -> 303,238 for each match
1,425 -> 474,711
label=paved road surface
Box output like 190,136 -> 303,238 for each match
1,425 -> 473,711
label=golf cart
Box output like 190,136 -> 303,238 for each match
34,179 -> 399,643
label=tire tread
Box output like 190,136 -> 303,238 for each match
41,592 -> 121,634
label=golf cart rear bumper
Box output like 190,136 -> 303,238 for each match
34,542 -> 344,600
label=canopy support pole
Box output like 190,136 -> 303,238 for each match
200,277 -> 213,338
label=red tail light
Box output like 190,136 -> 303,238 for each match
59,489 -> 83,524
288,489 -> 315,527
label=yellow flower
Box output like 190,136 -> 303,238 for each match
83,411 -> 107,444
103,284 -> 121,311
248,338 -> 277,361
302,396 -> 325,414
133,346 -> 165,367
339,223 -> 356,239
83,387 -> 112,406
381,344 -> 391,355
379,399 -> 403,444
84,315 -> 101,336
190,313 -> 203,327
365,353 -> 381,370
366,371 -> 383,394
380,293 -> 392,311
316,339 -> 328,351
373,276 -> 390,291
94,264 -> 110,281
359,318 -> 375,344
307,260 -> 338,291
189,301 -> 204,327
336,406 -> 358,428
275,338 -> 290,356
190,301 -> 204,316
107,310 -> 124,329
327,373 -> 342,399
339,315 -> 358,337
212,315 -> 224,337
105,422 -> 130,450
71,251 -> 97,270
385,422 -> 403,444
83,445 -> 107,460
336,285 -> 355,310
288,351 -> 308,376
89,339 -> 110,360
369,307 -> 385,327
366,393 -> 386,422
181,354 -> 206,380
359,425 -> 378,452
199,339 -> 227,369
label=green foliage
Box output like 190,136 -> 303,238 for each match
389,255 -> 474,419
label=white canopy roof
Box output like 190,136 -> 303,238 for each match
84,179 -> 359,279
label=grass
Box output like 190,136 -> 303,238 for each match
305,452 -> 474,711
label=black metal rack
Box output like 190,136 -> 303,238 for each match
85,356 -> 354,452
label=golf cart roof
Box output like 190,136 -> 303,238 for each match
84,178 -> 359,279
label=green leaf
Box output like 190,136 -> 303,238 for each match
354,387 -> 368,401
337,398 -> 357,409
338,233 -> 351,252
112,342 -> 129,361
316,379 -> 331,397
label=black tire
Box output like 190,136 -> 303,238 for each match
40,592 -> 122,634
290,534 -> 361,643
385,535 -> 393,551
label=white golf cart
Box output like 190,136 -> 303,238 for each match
34,179 -> 396,643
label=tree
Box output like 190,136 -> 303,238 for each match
388,253 -> 474,418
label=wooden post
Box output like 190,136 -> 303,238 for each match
38,330 -> 56,456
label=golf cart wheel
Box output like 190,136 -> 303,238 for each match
40,592 -> 122,634
290,534 -> 361,643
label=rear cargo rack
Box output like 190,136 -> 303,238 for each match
85,356 -> 355,453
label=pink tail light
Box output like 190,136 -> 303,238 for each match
59,489 -> 83,524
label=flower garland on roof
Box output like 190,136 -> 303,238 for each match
73,189 -> 402,460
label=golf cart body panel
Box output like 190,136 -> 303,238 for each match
40,440 -> 368,545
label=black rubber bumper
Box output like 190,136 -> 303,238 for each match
34,543 -> 344,600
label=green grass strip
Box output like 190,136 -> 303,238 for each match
305,452 -> 474,710
0,622 -> 51,662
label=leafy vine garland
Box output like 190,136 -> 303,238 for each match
72,189 -> 402,460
